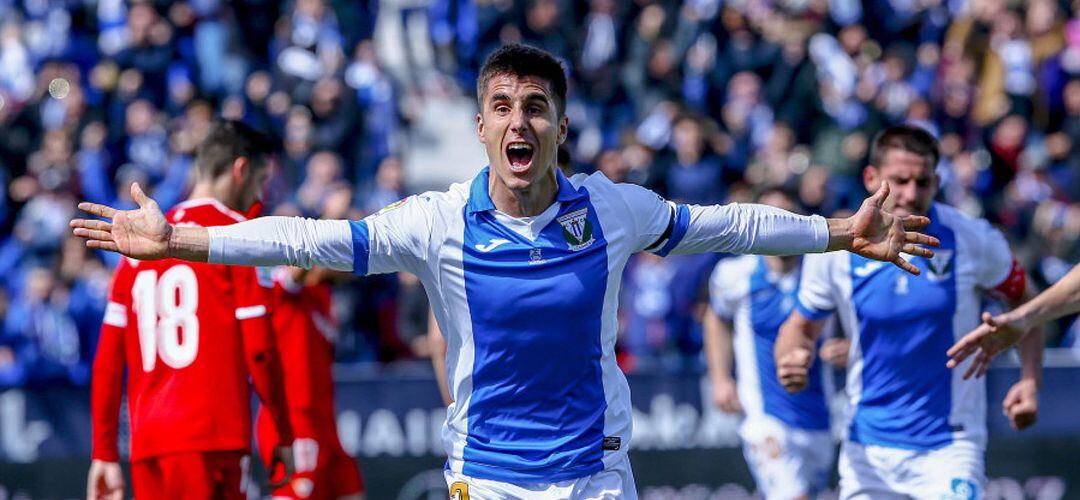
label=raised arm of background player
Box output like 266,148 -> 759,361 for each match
774,264 -> 1043,431
947,262 -> 1080,376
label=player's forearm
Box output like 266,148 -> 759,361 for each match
825,217 -> 855,252
1016,324 -> 1043,387
1005,264 -> 1080,329
775,313 -> 821,361
675,204 -> 830,255
167,225 -> 210,262
702,312 -> 736,387
428,311 -> 452,406
90,330 -> 125,461
247,348 -> 295,442
206,217 -> 355,271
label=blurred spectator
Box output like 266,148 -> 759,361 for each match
1,267 -> 87,387
364,156 -> 406,214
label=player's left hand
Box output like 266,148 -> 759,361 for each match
1003,378 -> 1038,431
946,311 -> 1027,379
268,445 -> 295,489
847,182 -> 939,276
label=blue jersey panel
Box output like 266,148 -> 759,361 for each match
460,176 -> 610,482
748,258 -> 830,430
849,210 -> 957,450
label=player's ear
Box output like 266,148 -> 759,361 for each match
231,157 -> 249,188
862,165 -> 880,193
476,113 -> 486,144
557,114 -> 569,145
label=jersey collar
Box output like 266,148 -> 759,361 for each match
466,166 -> 586,215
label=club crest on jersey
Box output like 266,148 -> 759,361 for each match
926,249 -> 954,281
557,208 -> 594,251
376,196 -> 411,216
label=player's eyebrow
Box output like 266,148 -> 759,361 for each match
524,92 -> 550,105
489,92 -> 511,105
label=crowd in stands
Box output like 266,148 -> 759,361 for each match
2,0 -> 1080,386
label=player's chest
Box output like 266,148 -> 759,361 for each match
748,270 -> 798,334
454,207 -> 612,317
847,245 -> 976,322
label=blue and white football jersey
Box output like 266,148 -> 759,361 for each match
710,255 -> 831,431
344,167 -> 829,482
207,166 -> 829,482
796,203 -> 1015,451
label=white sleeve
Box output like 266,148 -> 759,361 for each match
352,195 -> 433,276
206,194 -> 434,276
974,221 -> 1015,289
207,217 -> 354,271
608,182 -> 676,253
669,203 -> 830,256
708,259 -> 744,319
795,253 -> 837,320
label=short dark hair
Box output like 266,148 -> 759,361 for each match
195,120 -> 275,179
868,124 -> 940,169
477,43 -> 568,116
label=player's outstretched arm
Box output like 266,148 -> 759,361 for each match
71,182 -> 210,262
949,264 -> 1080,373
72,183 -> 357,271
825,183 -> 939,276
775,310 -> 827,393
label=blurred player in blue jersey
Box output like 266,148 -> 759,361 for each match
775,125 -> 1042,499
704,187 -> 849,500
73,45 -> 939,499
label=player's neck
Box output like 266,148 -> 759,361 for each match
188,181 -> 240,212
489,169 -> 558,218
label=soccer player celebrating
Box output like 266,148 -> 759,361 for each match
775,125 -> 1042,499
255,266 -> 365,500
704,187 -> 848,500
86,121 -> 294,500
73,45 -> 936,498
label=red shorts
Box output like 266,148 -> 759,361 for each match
132,450 -> 249,500
256,411 -> 365,499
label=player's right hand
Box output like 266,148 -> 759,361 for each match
268,445 -> 295,489
777,347 -> 813,393
712,379 -> 743,414
71,182 -> 172,260
946,311 -> 1027,379
86,459 -> 124,500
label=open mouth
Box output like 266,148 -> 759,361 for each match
506,142 -> 534,173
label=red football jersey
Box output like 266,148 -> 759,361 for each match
256,268 -> 364,497
266,268 -> 339,441
92,199 -> 286,462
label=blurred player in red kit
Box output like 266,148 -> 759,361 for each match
255,265 -> 365,499
87,120 -> 294,500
